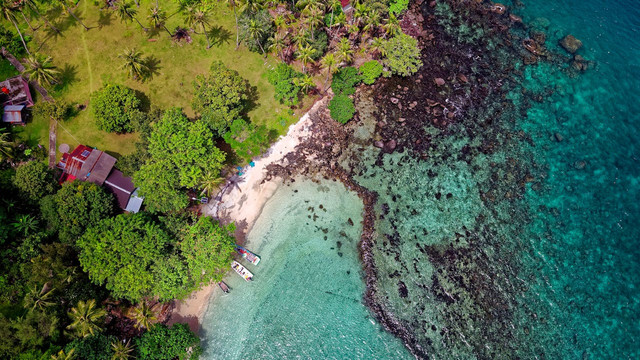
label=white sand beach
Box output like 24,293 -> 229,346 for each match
169,98 -> 326,332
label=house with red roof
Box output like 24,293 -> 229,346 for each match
57,145 -> 144,212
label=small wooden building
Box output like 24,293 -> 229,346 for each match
2,104 -> 25,125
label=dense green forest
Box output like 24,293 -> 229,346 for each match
0,0 -> 421,358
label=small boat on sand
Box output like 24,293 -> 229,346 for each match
236,246 -> 261,265
218,281 -> 230,293
231,261 -> 253,281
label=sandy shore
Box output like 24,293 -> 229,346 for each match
169,98 -> 326,333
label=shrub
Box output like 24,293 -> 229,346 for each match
389,0 -> 410,15
383,33 -> 423,77
192,61 -> 251,135
223,119 -> 272,162
0,25 -> 27,56
90,84 -> 141,133
309,31 -> 329,60
13,161 -> 58,202
267,63 -> 304,106
359,60 -> 383,85
328,94 -> 355,124
331,67 -> 361,95
135,324 -> 202,360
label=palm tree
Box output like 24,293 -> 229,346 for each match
268,32 -> 287,59
13,214 -> 39,236
362,9 -> 381,36
337,38 -> 353,64
67,299 -> 106,338
148,5 -> 171,36
302,4 -> 323,40
382,14 -> 400,38
111,340 -> 134,360
128,302 -> 157,330
23,54 -> 59,87
114,0 -> 148,31
239,0 -> 264,16
294,74 -> 315,94
296,44 -> 315,73
51,349 -> 75,360
369,37 -> 386,57
223,0 -> 241,49
185,5 -> 212,49
118,48 -> 149,80
1,0 -> 30,54
199,170 -> 225,198
320,52 -> 336,89
22,0 -> 60,34
247,19 -> 266,55
24,283 -> 55,311
54,0 -> 89,31
0,129 -> 14,162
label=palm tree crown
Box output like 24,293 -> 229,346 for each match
111,340 -> 134,360
118,48 -> 149,80
23,54 -> 59,87
128,302 -> 157,330
67,299 -> 106,338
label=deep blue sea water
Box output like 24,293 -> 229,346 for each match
201,1 -> 640,358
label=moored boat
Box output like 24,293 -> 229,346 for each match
236,246 -> 261,265
231,261 -> 253,281
218,281 -> 230,293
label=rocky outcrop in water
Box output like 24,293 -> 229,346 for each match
560,34 -> 583,54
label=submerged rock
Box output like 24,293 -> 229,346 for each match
560,35 -> 583,54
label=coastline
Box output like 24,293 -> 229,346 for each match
168,97 -> 328,333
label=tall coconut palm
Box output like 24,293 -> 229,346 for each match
24,283 -> 55,311
148,5 -> 171,36
302,4 -> 323,40
21,0 -> 60,34
129,302 -> 157,330
0,130 -> 14,162
118,48 -> 149,80
1,0 -> 30,54
111,340 -> 134,360
199,170 -> 225,198
54,0 -> 89,31
247,19 -> 266,55
382,14 -> 400,38
67,299 -> 106,338
337,38 -> 353,64
369,36 -> 386,57
296,44 -> 315,73
239,0 -> 264,16
114,0 -> 148,31
293,74 -> 315,94
51,349 -> 75,360
268,32 -> 287,58
320,52 -> 336,89
223,0 -> 241,49
23,54 -> 59,86
185,5 -> 212,48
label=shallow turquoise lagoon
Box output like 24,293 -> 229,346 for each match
200,178 -> 411,360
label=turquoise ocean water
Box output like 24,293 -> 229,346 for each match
201,0 -> 639,358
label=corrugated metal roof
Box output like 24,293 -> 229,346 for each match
124,189 -> 144,213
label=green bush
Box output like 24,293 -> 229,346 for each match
267,63 -> 304,106
135,323 -> 202,360
90,84 -> 141,133
383,33 -> 423,77
328,94 -> 355,124
239,10 -> 274,54
309,31 -> 329,60
65,334 -> 117,360
359,60 -> 383,85
331,67 -> 361,95
13,161 -> 58,202
389,0 -> 410,15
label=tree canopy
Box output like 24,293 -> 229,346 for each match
134,108 -> 226,213
223,119 -> 272,162
13,161 -> 58,201
44,181 -> 116,245
91,84 -> 142,133
192,61 -> 251,135
77,213 -> 171,302
383,33 -> 423,77
135,324 -> 202,360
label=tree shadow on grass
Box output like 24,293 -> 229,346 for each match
142,55 -> 161,83
97,11 -> 113,28
133,89 -> 151,113
242,85 -> 260,116
207,26 -> 232,47
52,63 -> 78,95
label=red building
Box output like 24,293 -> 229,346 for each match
57,145 -> 143,212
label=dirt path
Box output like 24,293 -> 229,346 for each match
48,120 -> 56,168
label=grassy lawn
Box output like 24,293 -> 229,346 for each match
20,1 -> 297,157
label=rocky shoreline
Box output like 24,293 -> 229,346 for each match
265,1 -> 588,358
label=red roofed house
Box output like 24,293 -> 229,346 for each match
0,76 -> 34,125
57,145 -> 144,212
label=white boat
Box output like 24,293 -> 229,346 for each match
231,261 -> 253,281
236,246 -> 260,265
